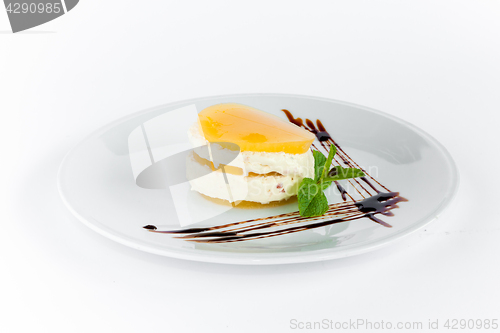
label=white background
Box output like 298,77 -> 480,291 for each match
1,1 -> 499,332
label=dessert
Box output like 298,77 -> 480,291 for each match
144,107 -> 402,242
186,103 -> 316,204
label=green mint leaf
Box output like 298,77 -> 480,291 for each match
312,145 -> 336,190
302,191 -> 329,217
324,166 -> 365,182
298,147 -> 364,217
298,178 -> 330,217
312,150 -> 327,182
320,180 -> 332,191
320,144 -> 337,181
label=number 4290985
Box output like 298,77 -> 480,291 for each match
6,3 -> 62,14
444,319 -> 498,330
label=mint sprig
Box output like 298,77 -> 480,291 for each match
298,144 -> 365,217
297,178 -> 330,217
324,166 -> 365,182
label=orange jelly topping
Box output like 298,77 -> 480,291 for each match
198,103 -> 315,154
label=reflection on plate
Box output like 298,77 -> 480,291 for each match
58,94 -> 459,264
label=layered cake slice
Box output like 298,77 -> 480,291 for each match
187,103 -> 315,204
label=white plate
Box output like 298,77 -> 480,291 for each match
57,94 -> 459,265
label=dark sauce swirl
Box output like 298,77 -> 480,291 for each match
282,108 -> 407,227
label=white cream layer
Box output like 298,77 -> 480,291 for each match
187,121 -> 314,176
186,153 -> 308,203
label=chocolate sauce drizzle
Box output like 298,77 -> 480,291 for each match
334,181 -> 348,201
143,109 -> 407,243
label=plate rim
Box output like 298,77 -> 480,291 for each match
57,93 -> 460,265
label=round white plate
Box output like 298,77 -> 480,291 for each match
58,94 -> 459,265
